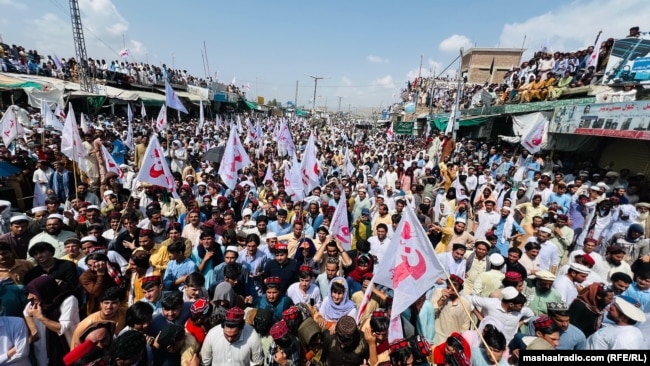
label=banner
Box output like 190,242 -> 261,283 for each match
551,101 -> 650,140
603,35 -> 650,86
394,121 -> 414,135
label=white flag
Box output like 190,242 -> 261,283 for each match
125,118 -> 134,150
135,135 -> 179,199
119,48 -> 129,58
343,148 -> 355,177
446,104 -> 456,135
289,153 -> 305,203
300,133 -> 320,194
521,117 -> 548,154
155,104 -> 167,132
279,119 -> 296,157
218,127 -> 252,189
236,115 -> 243,134
387,122 -> 395,141
60,104 -> 88,172
255,119 -> 263,146
283,163 -> 294,198
245,118 -> 257,144
586,33 -> 601,69
165,80 -> 188,114
372,206 -> 446,341
329,189 -> 351,250
54,103 -> 66,120
0,107 -> 23,147
356,276 -> 375,324
141,103 -> 146,118
127,103 -> 133,123
198,99 -> 205,132
263,163 -> 274,185
101,144 -> 124,180
80,113 -> 90,133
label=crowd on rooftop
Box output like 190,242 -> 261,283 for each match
398,26 -> 645,114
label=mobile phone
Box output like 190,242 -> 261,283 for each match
310,298 -> 315,306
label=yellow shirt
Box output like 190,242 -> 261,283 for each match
149,244 -> 170,273
277,233 -> 301,258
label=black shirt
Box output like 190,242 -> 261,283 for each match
264,258 -> 299,294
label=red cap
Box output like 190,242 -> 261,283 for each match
63,340 -> 96,366
389,338 -> 410,353
582,253 -> 596,267
533,315 -> 553,329
269,320 -> 289,340
264,276 -> 281,287
225,307 -> 245,322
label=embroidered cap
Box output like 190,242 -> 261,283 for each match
264,276 -> 281,288
269,320 -> 289,340
546,301 -> 569,312
449,274 -> 464,286
282,307 -> 300,321
533,315 -> 553,329
225,307 -> 245,322
504,271 -> 523,283
190,298 -> 211,318
389,338 -> 410,353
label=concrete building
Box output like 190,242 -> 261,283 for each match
461,48 -> 525,84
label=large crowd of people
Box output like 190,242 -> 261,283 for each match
0,26 -> 649,366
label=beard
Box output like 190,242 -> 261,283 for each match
608,258 -> 622,266
537,286 -> 551,294
637,212 -> 649,221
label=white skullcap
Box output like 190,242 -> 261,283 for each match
31,206 -> 47,213
47,213 -> 64,221
80,235 -> 97,243
10,215 -> 30,223
569,263 -> 591,274
502,287 -> 520,300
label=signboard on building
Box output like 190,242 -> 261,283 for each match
603,35 -> 650,86
395,121 -> 414,135
550,100 -> 650,140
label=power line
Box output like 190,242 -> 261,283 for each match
48,0 -> 123,58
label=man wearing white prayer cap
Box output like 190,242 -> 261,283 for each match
583,296 -> 646,350
552,263 -> 590,305
27,213 -> 77,260
0,215 -> 33,259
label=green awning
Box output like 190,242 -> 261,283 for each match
296,109 -> 309,117
431,116 -> 493,131
244,100 -> 259,110
0,74 -> 42,90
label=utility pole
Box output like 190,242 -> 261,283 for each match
69,0 -> 96,93
452,47 -> 464,140
337,96 -> 342,114
294,80 -> 299,109
305,74 -> 328,113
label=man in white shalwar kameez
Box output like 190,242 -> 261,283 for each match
582,296 -> 646,350
32,161 -> 54,207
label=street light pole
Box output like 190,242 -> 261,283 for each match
305,74 -> 328,114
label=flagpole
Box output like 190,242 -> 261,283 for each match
433,243 -> 497,363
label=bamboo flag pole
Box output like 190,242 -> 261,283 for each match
436,262 -> 498,363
